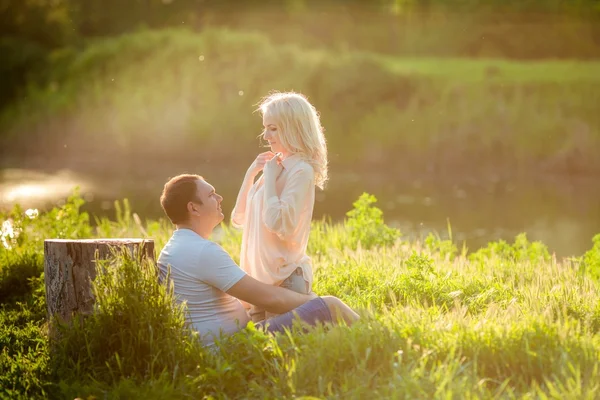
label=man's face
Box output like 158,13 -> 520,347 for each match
190,179 -> 224,227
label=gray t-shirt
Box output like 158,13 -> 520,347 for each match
157,229 -> 250,344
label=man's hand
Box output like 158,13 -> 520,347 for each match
227,275 -> 314,315
307,292 -> 318,301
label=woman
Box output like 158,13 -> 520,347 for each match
231,91 -> 328,322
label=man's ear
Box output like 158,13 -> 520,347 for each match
187,201 -> 197,215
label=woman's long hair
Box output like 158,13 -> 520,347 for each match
258,92 -> 328,189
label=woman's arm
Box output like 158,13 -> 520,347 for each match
231,169 -> 258,228
231,152 -> 275,228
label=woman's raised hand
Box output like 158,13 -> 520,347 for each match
263,153 -> 283,181
249,151 -> 276,176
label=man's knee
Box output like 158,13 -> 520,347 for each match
321,295 -> 343,310
321,296 -> 359,325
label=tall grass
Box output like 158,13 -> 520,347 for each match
1,28 -> 599,175
1,190 -> 600,398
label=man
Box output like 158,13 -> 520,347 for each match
157,174 -> 359,345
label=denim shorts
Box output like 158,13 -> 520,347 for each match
255,297 -> 332,334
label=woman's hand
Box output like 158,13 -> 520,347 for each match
248,151 -> 276,176
263,153 -> 283,181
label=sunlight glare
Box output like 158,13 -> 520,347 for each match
5,184 -> 49,202
0,171 -> 89,211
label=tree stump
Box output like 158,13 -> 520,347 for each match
44,239 -> 155,324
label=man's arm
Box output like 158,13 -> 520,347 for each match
226,275 -> 316,315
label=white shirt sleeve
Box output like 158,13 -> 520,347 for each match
196,242 -> 247,292
262,166 -> 314,239
230,209 -> 245,229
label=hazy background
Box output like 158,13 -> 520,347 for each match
1,0 -> 599,256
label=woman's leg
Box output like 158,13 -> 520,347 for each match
265,267 -> 309,319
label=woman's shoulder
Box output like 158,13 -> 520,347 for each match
290,159 -> 315,178
283,154 -> 316,182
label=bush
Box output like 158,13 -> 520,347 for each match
581,234 -> 600,281
345,193 -> 401,250
469,233 -> 551,266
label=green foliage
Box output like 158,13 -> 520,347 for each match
314,249 -> 515,313
345,193 -> 401,250
32,189 -> 92,241
424,232 -> 458,261
0,0 -> 75,47
1,192 -> 600,398
217,222 -> 243,264
192,325 -> 296,398
581,234 -> 600,281
0,38 -> 49,110
0,308 -> 51,399
0,189 -> 91,302
2,27 -> 600,176
95,199 -> 173,252
0,249 -> 43,303
0,276 -> 50,399
2,1 -> 598,57
52,249 -> 202,383
469,233 -> 551,265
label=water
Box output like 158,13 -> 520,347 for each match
1,167 -> 598,258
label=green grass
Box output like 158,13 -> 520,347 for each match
378,56 -> 600,83
1,190 -> 600,398
1,27 -> 599,175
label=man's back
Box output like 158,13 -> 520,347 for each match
157,228 -> 250,344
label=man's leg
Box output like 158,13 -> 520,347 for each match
320,295 -> 360,325
249,305 -> 266,323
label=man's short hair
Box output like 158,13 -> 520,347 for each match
160,174 -> 204,224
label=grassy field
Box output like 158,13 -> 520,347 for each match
379,56 -> 600,83
1,28 -> 599,175
1,191 -> 600,399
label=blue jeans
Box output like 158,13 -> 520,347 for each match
255,297 -> 332,333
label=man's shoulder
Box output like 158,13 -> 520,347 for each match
199,240 -> 228,257
160,230 -> 235,259
200,241 -> 238,267
158,230 -> 208,264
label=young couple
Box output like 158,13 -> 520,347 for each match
157,92 -> 359,345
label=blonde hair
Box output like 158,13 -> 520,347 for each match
258,91 -> 328,189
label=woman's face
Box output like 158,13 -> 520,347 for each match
262,115 -> 288,156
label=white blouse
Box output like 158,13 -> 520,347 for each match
231,154 -> 315,287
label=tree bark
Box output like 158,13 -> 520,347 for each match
44,239 -> 155,324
